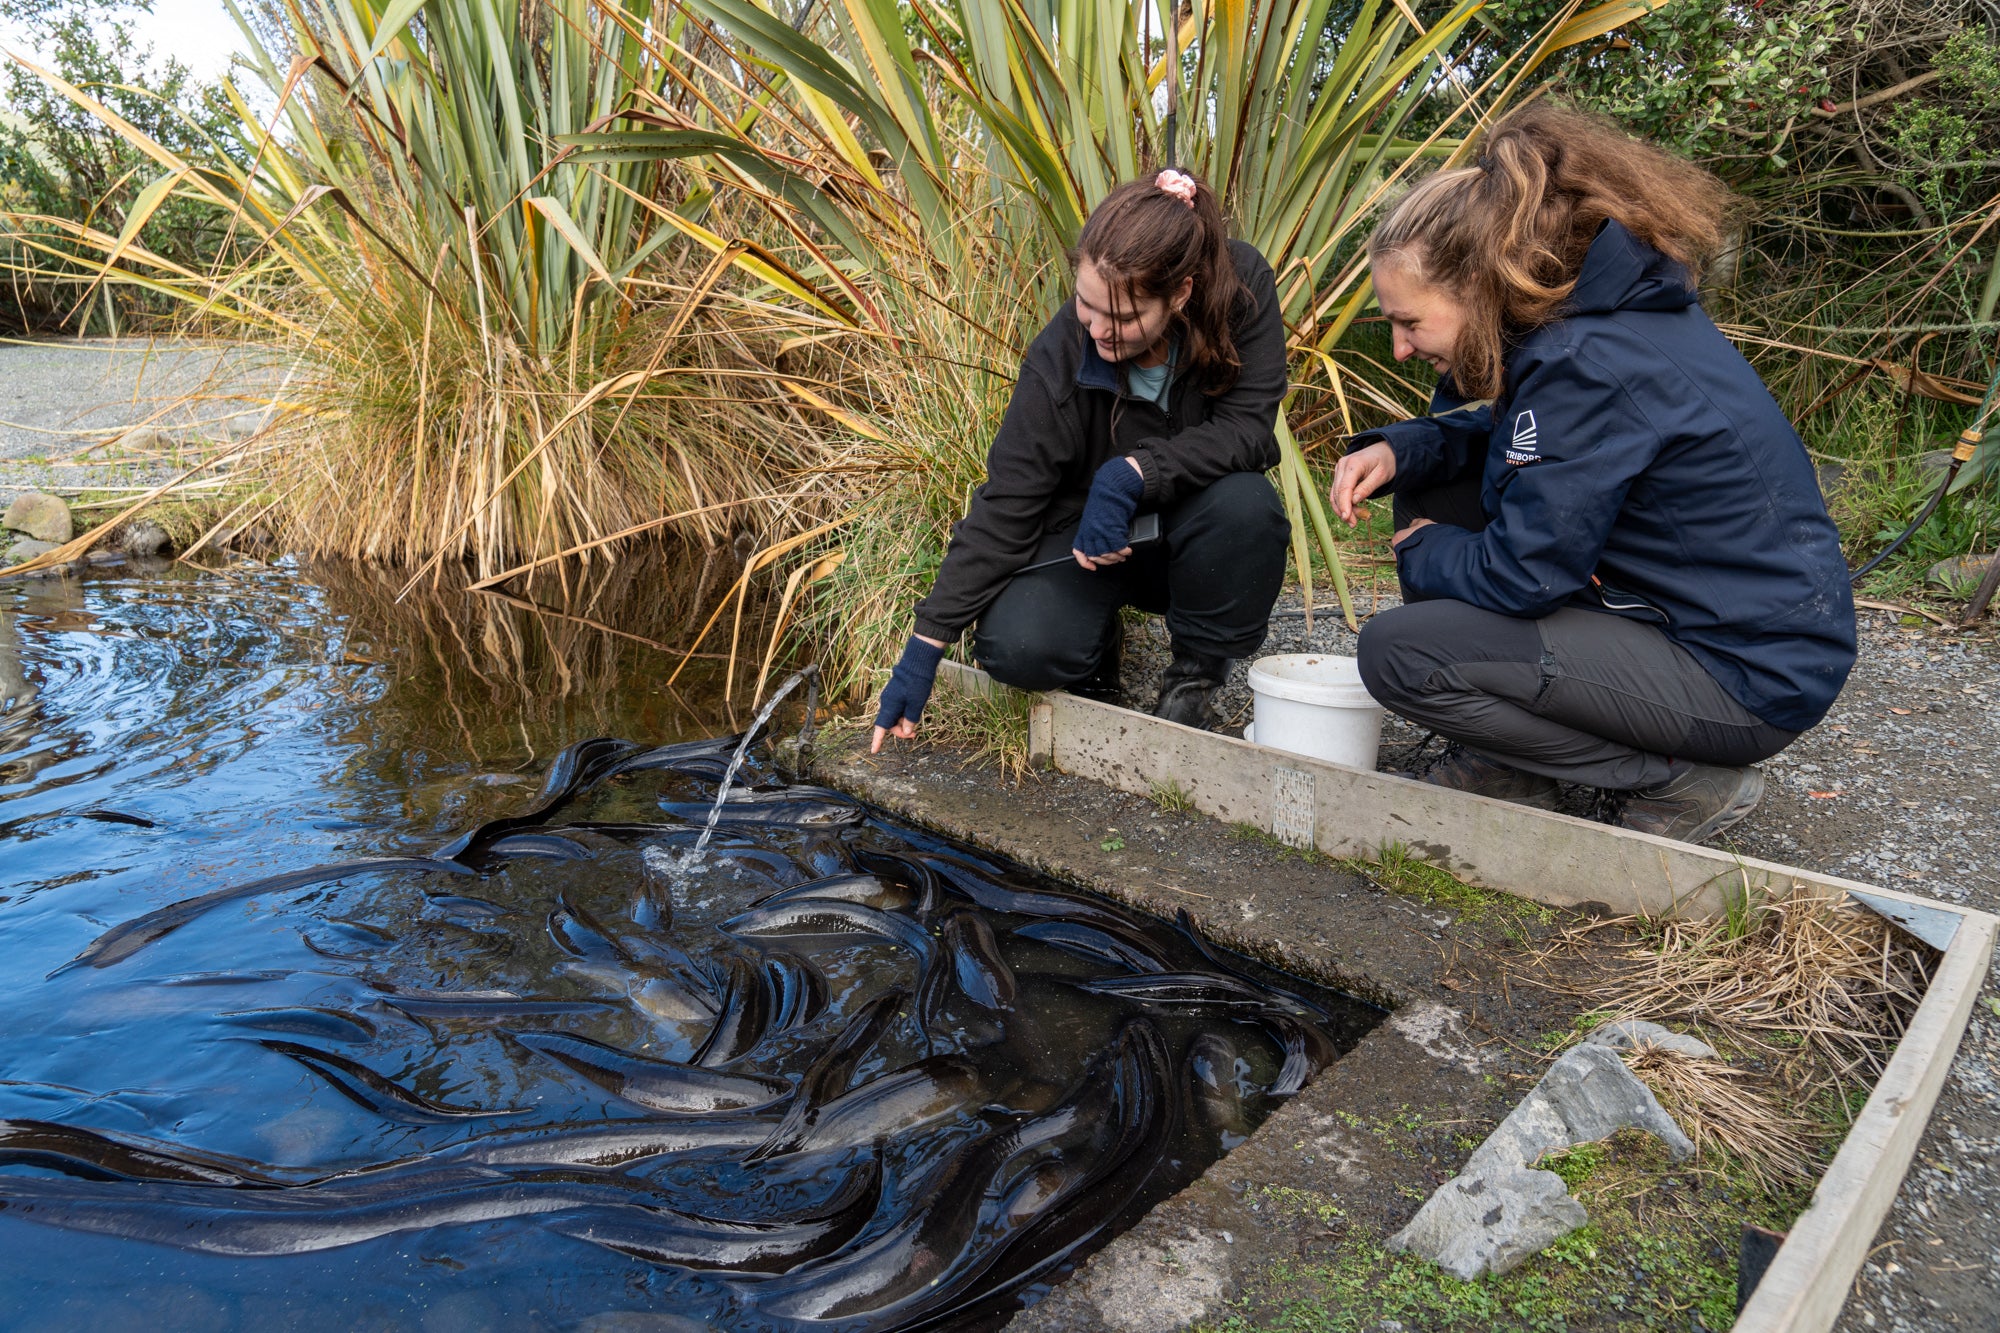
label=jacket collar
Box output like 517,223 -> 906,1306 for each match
1568,219 -> 1699,315
1076,329 -> 1123,393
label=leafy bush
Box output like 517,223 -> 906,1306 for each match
0,0 -> 236,330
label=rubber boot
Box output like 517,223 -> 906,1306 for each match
1153,648 -> 1230,730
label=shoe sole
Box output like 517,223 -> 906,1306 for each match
1683,767 -> 1765,845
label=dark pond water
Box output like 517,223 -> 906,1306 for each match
0,556 -> 1379,1331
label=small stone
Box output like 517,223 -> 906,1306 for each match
1928,553 -> 1996,596
3,493 -> 72,544
1584,1019 -> 1719,1061
1388,1044 -> 1693,1280
119,520 -> 171,558
4,537 -> 58,564
223,409 -> 272,438
1815,461 -> 1846,499
110,426 -> 173,451
1915,449 -> 1956,475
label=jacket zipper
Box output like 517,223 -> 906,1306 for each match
1589,574 -> 1668,621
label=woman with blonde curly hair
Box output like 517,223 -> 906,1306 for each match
1334,105 -> 1855,845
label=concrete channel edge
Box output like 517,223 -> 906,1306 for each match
925,659 -> 1999,1333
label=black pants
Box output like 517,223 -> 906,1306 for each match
1356,474 -> 1797,790
975,471 -> 1290,692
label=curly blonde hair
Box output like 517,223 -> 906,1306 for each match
1367,104 -> 1735,399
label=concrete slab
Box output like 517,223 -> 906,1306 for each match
894,662 -> 2000,1333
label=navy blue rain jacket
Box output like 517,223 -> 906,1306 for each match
1362,220 -> 1856,733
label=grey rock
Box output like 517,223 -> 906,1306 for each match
1815,461 -> 1846,499
1583,1019 -> 1718,1061
1468,1043 -> 1693,1176
4,537 -> 58,564
1389,1043 -> 1693,1279
1387,1165 -> 1587,1280
1929,553 -> 1996,596
222,409 -> 273,439
110,426 -> 174,451
3,492 -> 72,543
1916,448 -> 1957,475
119,520 -> 170,558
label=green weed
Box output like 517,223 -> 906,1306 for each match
1228,822 -> 1333,866
1151,777 -> 1195,815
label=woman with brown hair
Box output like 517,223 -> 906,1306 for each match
872,169 -> 1292,749
1333,105 -> 1855,845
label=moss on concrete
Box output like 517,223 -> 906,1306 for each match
1200,1122 -> 1816,1333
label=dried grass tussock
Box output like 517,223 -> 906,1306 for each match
1526,888 -> 1934,1187
1621,1046 -> 1829,1190
1557,890 -> 1931,1087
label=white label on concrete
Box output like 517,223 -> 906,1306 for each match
1273,766 -> 1315,849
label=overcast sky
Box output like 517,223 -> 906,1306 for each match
1,0 -> 252,86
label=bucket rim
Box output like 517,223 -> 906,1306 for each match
1246,653 -> 1378,708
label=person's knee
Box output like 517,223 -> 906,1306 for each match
975,620 -> 1092,692
1188,472 -> 1289,548
1357,601 -> 1473,707
1356,612 -> 1422,708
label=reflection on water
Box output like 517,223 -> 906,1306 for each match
0,557 -> 1378,1330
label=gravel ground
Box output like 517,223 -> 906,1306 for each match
1120,579 -> 2000,1330
0,338 -> 272,510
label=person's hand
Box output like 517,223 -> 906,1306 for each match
871,635 -> 946,753
1072,545 -> 1132,571
1072,456 -> 1146,569
1330,440 -> 1397,525
1391,517 -> 1434,548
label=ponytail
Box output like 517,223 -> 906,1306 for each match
1367,103 -> 1734,399
1075,171 -> 1246,393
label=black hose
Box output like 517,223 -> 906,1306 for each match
1848,429 -> 1977,583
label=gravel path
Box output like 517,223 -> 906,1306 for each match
0,337 -> 272,510
1124,583 -> 2000,1330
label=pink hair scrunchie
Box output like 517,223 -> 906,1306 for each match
1154,169 -> 1197,207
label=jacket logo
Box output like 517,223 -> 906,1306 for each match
1505,409 -> 1540,466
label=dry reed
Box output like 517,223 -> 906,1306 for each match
1552,890 -> 1931,1092
1620,1046 -> 1832,1191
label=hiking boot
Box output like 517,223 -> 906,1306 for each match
1617,762 -> 1765,845
1153,649 -> 1230,730
1073,621 -> 1124,703
1414,743 -> 1560,809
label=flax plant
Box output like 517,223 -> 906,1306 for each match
570,0 -> 1670,693
0,0 -> 864,575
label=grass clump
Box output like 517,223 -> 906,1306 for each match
1150,777 -> 1195,814
1552,890 -> 1930,1094
898,680 -> 1036,783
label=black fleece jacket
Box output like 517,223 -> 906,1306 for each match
912,238 -> 1286,643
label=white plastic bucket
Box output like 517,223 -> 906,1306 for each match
1244,653 -> 1384,771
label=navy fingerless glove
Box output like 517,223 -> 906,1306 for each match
1072,457 -> 1146,559
875,635 -> 946,730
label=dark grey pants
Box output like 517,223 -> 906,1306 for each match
1355,475 -> 1797,790
975,472 -> 1290,692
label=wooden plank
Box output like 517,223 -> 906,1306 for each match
1734,906 -> 1998,1333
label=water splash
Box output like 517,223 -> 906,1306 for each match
667,664 -> 821,879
